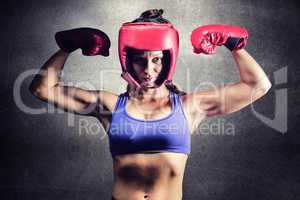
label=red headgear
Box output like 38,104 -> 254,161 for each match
118,22 -> 179,88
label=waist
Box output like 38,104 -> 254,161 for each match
112,152 -> 187,200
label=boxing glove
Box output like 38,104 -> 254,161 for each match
55,28 -> 111,56
191,24 -> 248,54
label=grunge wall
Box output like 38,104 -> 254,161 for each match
1,0 -> 299,199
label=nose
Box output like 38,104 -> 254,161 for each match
143,60 -> 156,75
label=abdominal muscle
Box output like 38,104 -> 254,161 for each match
111,152 -> 188,200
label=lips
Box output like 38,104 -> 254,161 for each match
142,76 -> 153,82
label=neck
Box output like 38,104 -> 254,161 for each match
128,84 -> 170,101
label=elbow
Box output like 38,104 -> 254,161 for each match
261,79 -> 272,94
253,79 -> 272,99
29,84 -> 49,100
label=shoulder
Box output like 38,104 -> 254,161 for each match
178,92 -> 192,105
178,92 -> 205,114
96,90 -> 121,113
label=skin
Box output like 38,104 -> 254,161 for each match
30,46 -> 272,199
127,50 -> 171,100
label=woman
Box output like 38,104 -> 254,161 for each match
29,9 -> 272,200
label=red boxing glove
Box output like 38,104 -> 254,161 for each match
55,28 -> 111,56
191,24 -> 248,54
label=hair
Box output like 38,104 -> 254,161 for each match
126,9 -> 186,96
131,9 -> 171,24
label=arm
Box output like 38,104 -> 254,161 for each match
190,49 -> 272,118
29,50 -> 117,116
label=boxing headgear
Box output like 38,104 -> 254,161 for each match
118,22 -> 179,88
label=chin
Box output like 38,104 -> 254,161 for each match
139,82 -> 155,89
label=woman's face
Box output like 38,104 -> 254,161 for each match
130,50 -> 164,88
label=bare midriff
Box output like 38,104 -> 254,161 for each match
111,152 -> 188,200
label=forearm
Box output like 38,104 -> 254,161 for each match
29,50 -> 69,94
232,49 -> 272,89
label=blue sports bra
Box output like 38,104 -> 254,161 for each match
107,91 -> 191,157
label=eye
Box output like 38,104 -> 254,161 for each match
152,57 -> 162,64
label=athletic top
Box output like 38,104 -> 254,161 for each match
107,91 -> 191,157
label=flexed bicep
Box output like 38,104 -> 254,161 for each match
190,82 -> 270,118
33,85 -> 117,116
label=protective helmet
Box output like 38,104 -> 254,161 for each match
118,22 -> 179,88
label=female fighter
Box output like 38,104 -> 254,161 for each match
29,9 -> 272,200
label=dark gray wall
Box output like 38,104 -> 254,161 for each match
1,0 -> 300,199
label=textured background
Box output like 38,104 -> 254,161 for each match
1,0 -> 300,199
